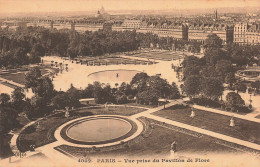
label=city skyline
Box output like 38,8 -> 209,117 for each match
0,0 -> 260,15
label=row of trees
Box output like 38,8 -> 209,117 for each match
78,72 -> 180,106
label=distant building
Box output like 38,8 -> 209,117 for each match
234,22 -> 247,45
121,19 -> 141,29
103,22 -> 113,32
234,22 -> 260,45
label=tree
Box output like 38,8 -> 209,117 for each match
0,106 -> 18,134
170,82 -> 180,99
204,34 -> 223,49
204,48 -> 228,65
51,92 -> 69,109
182,56 -> 202,68
146,76 -> 173,98
201,78 -> 224,100
215,60 -> 233,80
183,75 -> 201,99
183,65 -> 201,78
0,93 -> 10,106
29,95 -> 51,118
225,72 -> 236,87
11,87 -> 25,113
11,87 -> 25,103
234,81 -> 247,93
93,82 -> 114,104
226,92 -> 245,111
25,67 -> 42,90
31,44 -> 45,57
66,85 -> 81,108
200,65 -> 218,78
130,72 -> 150,93
82,84 -> 94,98
118,82 -> 133,97
34,77 -> 54,99
137,89 -> 160,105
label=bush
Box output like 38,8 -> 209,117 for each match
191,98 -> 221,108
127,95 -> 134,100
116,95 -> 128,104
238,106 -> 252,113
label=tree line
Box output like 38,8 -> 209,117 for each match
0,26 -> 205,69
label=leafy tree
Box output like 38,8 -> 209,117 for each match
11,87 -> 26,113
11,87 -> 25,103
93,82 -> 114,104
0,106 -> 17,134
225,72 -> 236,87
137,89 -> 160,105
118,82 -> 133,97
82,84 -> 95,98
200,65 -> 218,78
51,92 -> 69,109
130,72 -> 150,93
25,67 -> 42,90
183,75 -> 201,99
170,82 -> 180,99
0,93 -> 10,106
183,65 -> 201,78
201,78 -> 224,100
146,76 -> 173,98
226,92 -> 245,111
204,34 -> 223,49
34,77 -> 54,99
234,82 -> 247,93
204,48 -> 228,65
182,56 -> 202,68
215,60 -> 233,80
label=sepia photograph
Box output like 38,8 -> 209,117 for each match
0,0 -> 260,166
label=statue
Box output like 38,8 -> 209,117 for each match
171,141 -> 177,152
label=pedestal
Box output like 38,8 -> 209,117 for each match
230,118 -> 235,127
190,110 -> 195,118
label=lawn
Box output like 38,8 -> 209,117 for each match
80,57 -> 154,66
55,118 -> 241,158
153,105 -> 260,145
130,51 -> 184,61
0,66 -> 56,85
74,105 -> 147,116
0,72 -> 27,85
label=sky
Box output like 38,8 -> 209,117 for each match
0,0 -> 259,15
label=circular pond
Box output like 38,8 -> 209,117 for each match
88,69 -> 140,83
61,116 -> 136,145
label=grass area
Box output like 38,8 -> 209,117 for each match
74,105 -> 146,116
55,118 -> 241,158
79,57 -> 154,66
17,116 -> 68,152
129,50 -> 184,61
0,73 -> 27,84
126,103 -> 154,108
0,66 -> 55,85
153,105 -> 260,145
